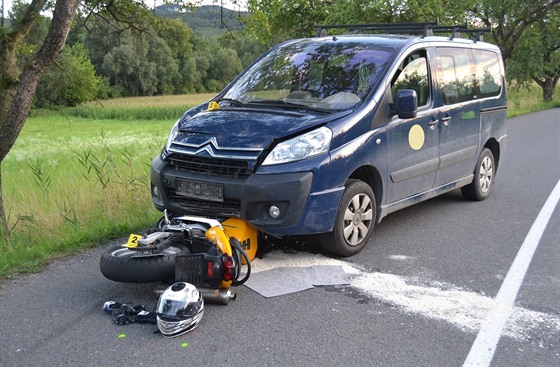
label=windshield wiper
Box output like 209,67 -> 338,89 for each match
215,98 -> 247,107
246,100 -> 332,114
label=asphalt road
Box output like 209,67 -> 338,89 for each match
1,109 -> 559,367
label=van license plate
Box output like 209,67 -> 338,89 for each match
176,179 -> 224,202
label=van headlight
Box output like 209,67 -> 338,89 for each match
165,119 -> 181,153
262,126 -> 332,165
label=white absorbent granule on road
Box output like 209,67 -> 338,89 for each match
247,251 -> 560,342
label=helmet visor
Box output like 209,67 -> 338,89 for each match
157,298 -> 201,319
156,282 -> 202,319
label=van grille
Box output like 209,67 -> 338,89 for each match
171,196 -> 241,216
167,153 -> 252,177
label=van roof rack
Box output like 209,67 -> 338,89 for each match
315,22 -> 490,42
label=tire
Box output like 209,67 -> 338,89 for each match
320,179 -> 376,257
100,244 -> 190,283
461,148 -> 495,201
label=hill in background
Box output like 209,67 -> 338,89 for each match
156,4 -> 247,37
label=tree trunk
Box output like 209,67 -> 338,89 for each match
0,0 -> 80,242
543,79 -> 555,102
534,73 -> 560,103
0,166 -> 9,244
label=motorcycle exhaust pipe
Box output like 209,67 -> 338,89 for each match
154,285 -> 236,305
199,288 -> 237,305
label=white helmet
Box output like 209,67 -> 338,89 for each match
156,282 -> 204,337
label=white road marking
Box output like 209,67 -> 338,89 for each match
463,179 -> 560,367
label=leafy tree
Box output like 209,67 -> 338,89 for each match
466,0 -> 560,68
100,36 -> 159,96
508,10 -> 560,101
244,0 -> 331,46
194,52 -> 212,91
183,34 -> 244,92
219,31 -> 267,67
35,43 -> 104,107
205,46 -> 243,90
155,17 -> 194,93
323,0 -> 465,25
244,0 -> 468,46
156,3 -> 246,37
84,13 -> 208,95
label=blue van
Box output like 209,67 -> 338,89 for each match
150,23 -> 507,256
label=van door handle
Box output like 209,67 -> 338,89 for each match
427,118 -> 438,130
440,116 -> 451,127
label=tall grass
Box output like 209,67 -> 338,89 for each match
0,114 -> 173,276
69,93 -> 217,120
0,89 -> 558,278
507,82 -> 560,117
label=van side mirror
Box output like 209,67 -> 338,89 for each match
391,89 -> 418,119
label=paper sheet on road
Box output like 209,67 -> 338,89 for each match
244,264 -> 349,298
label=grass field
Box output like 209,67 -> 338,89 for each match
1,115 -> 174,275
66,92 -> 217,120
0,86 -> 558,277
507,83 -> 560,117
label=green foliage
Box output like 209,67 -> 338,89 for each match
244,0 -> 329,45
219,30 -> 268,67
82,9 -> 248,96
10,0 -> 51,65
100,36 -> 159,96
205,46 -> 243,90
244,0 -> 470,46
156,4 -> 246,37
507,9 -> 560,102
35,44 -> 105,107
324,0 -> 464,25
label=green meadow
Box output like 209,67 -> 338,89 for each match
0,87 -> 558,277
0,93 -> 214,276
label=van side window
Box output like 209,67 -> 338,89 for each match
436,48 -> 476,104
474,50 -> 502,98
391,51 -> 429,106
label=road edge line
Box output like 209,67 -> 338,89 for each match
463,179 -> 560,367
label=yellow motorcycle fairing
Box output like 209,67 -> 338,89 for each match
221,217 -> 258,264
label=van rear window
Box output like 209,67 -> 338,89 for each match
474,50 -> 502,98
436,47 -> 502,105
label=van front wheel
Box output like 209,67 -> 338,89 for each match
320,179 -> 376,257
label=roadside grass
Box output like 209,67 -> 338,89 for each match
0,88 -> 558,278
0,114 -> 173,276
507,82 -> 560,117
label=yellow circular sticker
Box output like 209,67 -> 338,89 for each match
408,124 -> 425,150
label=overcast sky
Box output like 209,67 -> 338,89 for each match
2,0 -> 13,18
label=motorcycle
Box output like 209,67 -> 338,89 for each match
100,211 -> 256,304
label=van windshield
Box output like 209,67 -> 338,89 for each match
223,40 -> 394,111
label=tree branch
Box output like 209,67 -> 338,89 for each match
7,0 -> 47,47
